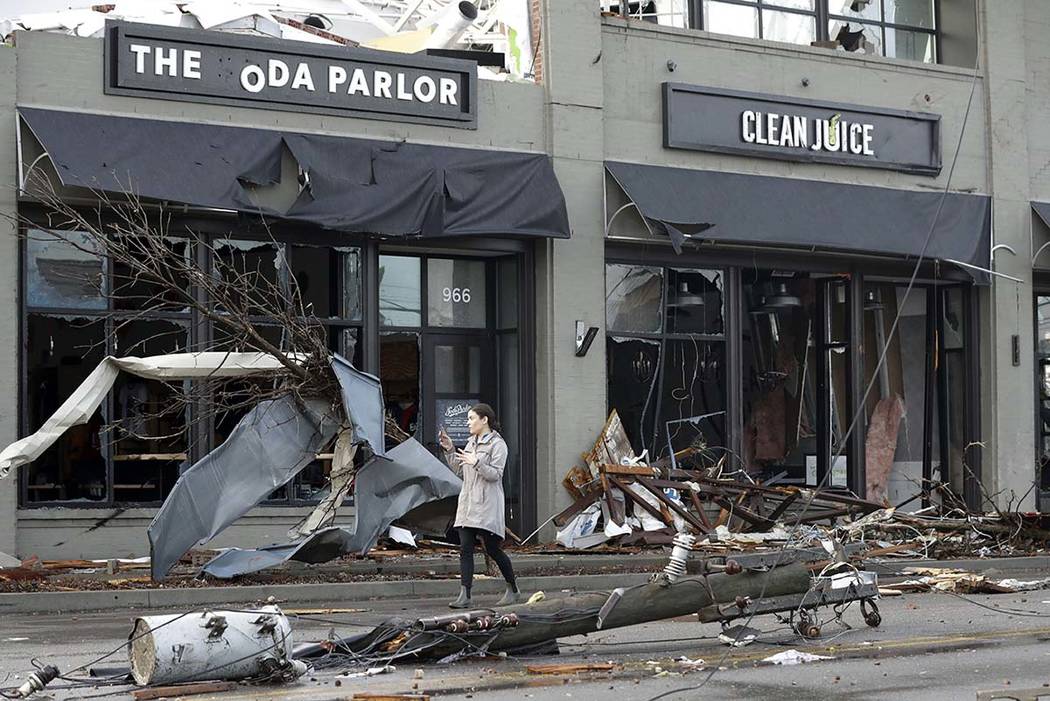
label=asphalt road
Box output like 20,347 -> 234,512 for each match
2,586 -> 1050,700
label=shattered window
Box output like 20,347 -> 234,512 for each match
25,316 -> 107,503
113,237 -> 191,312
667,268 -> 724,335
828,0 -> 937,62
381,332 -> 421,439
25,230 -> 106,311
606,264 -> 663,334
677,0 -> 938,63
606,261 -> 728,462
213,239 -> 284,316
111,320 -> 189,503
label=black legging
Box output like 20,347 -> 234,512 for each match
458,527 -> 516,591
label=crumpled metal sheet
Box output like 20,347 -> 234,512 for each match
200,527 -> 355,579
0,351 -> 301,479
149,395 -> 339,579
199,437 -> 461,578
332,354 -> 386,458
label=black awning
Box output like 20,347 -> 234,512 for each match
19,108 -> 571,240
606,161 -> 990,275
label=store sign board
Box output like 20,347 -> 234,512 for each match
104,21 -> 477,128
663,83 -> 941,176
436,398 -> 477,447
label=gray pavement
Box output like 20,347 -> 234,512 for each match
3,585 -> 1050,700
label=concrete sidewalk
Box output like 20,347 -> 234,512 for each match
2,553 -> 1049,614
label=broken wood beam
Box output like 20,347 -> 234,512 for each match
599,463 -> 657,477
634,478 -> 709,533
527,663 -> 619,675
607,475 -> 672,528
552,488 -> 602,528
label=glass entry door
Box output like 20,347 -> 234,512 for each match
421,334 -> 496,455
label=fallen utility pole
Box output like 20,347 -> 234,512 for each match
306,549 -> 881,666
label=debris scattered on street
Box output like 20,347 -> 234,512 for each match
761,649 -> 835,665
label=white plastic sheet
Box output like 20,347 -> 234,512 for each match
0,352 -> 302,479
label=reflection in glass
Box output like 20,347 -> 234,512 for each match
885,27 -> 934,63
342,249 -> 362,320
498,257 -> 519,330
884,0 -> 935,28
427,258 -> 487,328
606,264 -> 663,334
829,0 -> 881,22
703,1 -> 759,38
26,231 -> 106,310
379,255 -> 422,327
763,10 -> 816,44
435,344 -> 482,394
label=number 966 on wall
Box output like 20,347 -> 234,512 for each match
442,287 -> 471,303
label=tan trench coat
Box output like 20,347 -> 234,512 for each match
443,431 -> 508,538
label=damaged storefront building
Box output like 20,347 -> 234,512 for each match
0,1 -> 1048,562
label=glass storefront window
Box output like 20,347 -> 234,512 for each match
667,269 -> 724,335
379,255 -> 422,327
25,231 -> 106,311
607,264 -> 663,334
427,258 -> 487,328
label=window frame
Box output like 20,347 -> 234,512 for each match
605,260 -> 730,460
689,0 -> 941,64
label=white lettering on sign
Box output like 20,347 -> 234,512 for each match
442,287 -> 472,304
126,41 -> 463,107
740,110 -> 876,157
444,402 -> 473,418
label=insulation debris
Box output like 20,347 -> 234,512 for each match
761,650 -> 835,666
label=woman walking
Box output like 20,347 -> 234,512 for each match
439,403 -> 522,609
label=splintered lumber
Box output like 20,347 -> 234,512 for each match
527,663 -> 619,675
607,475 -> 671,527
353,695 -> 430,701
552,487 -> 602,528
132,682 -> 237,699
633,478 -> 709,533
599,463 -> 656,476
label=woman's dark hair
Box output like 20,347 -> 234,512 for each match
471,403 -> 500,433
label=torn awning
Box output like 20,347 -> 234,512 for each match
18,108 -> 571,240
606,161 -> 991,276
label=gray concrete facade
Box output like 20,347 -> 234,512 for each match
0,1 -> 1046,559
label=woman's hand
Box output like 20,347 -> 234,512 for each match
456,448 -> 478,467
438,427 -> 453,452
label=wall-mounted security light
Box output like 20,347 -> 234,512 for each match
575,320 -> 599,357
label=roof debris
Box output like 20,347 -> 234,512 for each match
0,0 -> 536,81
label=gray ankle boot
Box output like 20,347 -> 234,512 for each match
496,584 -> 523,606
449,586 -> 472,609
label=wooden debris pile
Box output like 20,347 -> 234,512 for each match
552,410 -> 883,550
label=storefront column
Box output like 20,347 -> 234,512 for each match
534,1 -> 606,536
983,1 -> 1037,511
0,48 -> 18,555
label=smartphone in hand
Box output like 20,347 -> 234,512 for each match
438,425 -> 453,452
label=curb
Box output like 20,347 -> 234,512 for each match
0,572 -> 653,615
2,555 -> 1048,615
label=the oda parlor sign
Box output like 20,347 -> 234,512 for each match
663,83 -> 941,176
104,21 -> 477,128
